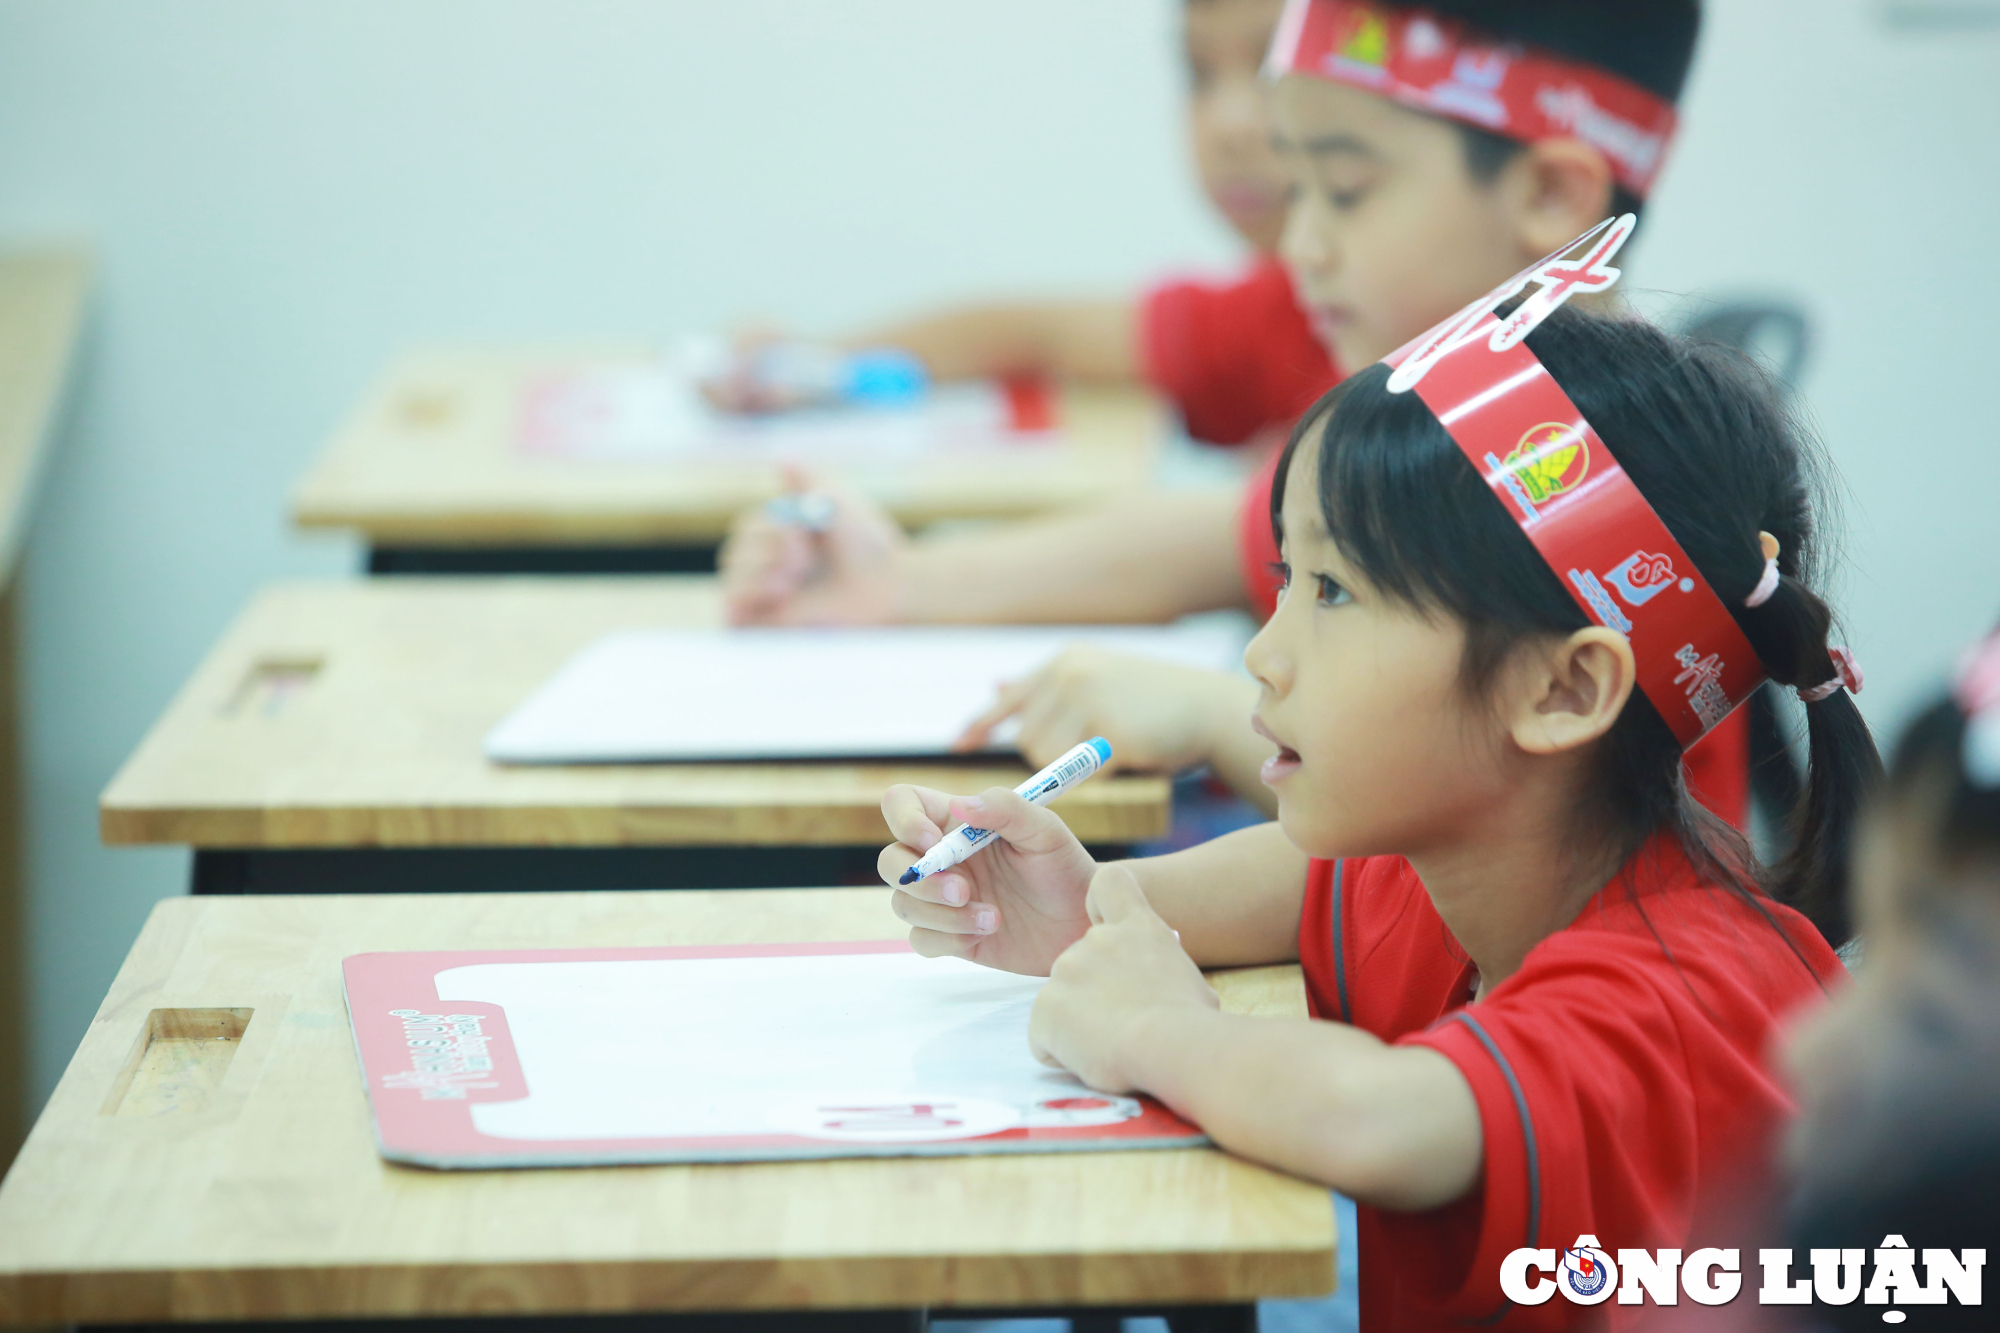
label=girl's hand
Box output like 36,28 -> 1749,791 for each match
1028,865 -> 1220,1092
878,783 -> 1099,976
718,466 -> 909,625
953,647 -> 1260,775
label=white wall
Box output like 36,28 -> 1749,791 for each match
0,0 -> 1995,1106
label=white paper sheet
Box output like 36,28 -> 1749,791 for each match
484,622 -> 1248,764
441,952 -> 1127,1144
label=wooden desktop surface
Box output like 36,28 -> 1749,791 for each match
99,578 -> 1172,849
290,348 -> 1166,546
0,888 -> 1332,1323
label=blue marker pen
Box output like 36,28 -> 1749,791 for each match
898,738 -> 1113,886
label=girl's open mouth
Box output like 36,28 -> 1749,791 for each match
1261,743 -> 1301,785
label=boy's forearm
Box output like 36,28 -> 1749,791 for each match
846,299 -> 1139,384
894,488 -> 1248,625
1132,1007 -> 1483,1210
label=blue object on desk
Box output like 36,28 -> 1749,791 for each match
843,347 -> 929,406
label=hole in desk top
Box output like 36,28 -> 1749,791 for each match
100,1008 -> 254,1117
221,658 -> 322,717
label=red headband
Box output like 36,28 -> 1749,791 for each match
1266,0 -> 1679,199
1383,217 -> 1763,748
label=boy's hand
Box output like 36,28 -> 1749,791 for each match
719,467 -> 909,625
878,783 -> 1099,976
697,327 -> 810,413
1027,865 -> 1218,1093
954,647 -> 1258,775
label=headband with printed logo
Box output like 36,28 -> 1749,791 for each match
1265,0 -> 1679,199
1382,216 -> 1764,749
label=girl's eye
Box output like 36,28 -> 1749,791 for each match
1324,186 -> 1367,211
1267,561 -> 1292,594
1315,573 -> 1352,607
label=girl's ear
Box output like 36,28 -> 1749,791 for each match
1506,627 -> 1636,756
1504,138 -> 1617,258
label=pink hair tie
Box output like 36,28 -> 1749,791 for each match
1744,556 -> 1780,608
1954,628 -> 2000,786
1798,646 -> 1863,704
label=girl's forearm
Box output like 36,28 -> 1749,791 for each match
1122,821 -> 1308,967
1132,1007 -> 1484,1210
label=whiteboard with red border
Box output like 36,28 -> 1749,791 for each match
343,941 -> 1206,1169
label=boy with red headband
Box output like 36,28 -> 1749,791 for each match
722,0 -> 1750,829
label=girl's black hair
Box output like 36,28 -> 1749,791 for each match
1269,307 -> 1880,947
1421,0 -> 1703,220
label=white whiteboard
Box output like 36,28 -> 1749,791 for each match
343,943 -> 1205,1168
484,622 -> 1247,763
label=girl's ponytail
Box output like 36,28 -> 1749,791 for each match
1734,573 -> 1885,946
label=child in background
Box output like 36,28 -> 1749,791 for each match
722,0 -> 1752,833
709,0 -> 1330,443
879,236 -> 1875,1332
1780,626 -> 2000,1331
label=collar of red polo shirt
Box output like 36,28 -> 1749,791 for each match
1380,215 -> 1764,749
1265,0 -> 1679,200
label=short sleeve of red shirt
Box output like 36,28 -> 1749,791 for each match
1139,257 -> 1339,447
1237,445 -> 1286,619
1297,840 -> 1840,1331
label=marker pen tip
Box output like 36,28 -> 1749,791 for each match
898,868 -> 920,885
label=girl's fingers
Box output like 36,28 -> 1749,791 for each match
951,786 -> 1076,856
1085,863 -> 1152,926
895,869 -> 974,908
891,890 -> 998,936
880,784 -> 954,850
1026,1000 -> 1067,1069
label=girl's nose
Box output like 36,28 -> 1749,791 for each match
1244,607 -> 1293,697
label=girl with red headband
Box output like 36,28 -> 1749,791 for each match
877,227 -> 1877,1330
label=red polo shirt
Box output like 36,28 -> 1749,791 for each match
1139,257 -> 1340,446
1234,447 -> 1754,828
1299,836 -> 1840,1330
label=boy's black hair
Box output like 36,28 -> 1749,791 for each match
1270,307 -> 1880,949
1420,1 -> 1704,217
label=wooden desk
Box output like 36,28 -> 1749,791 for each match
0,888 -> 1333,1325
290,348 -> 1166,574
0,246 -> 91,1167
100,578 -> 1172,894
